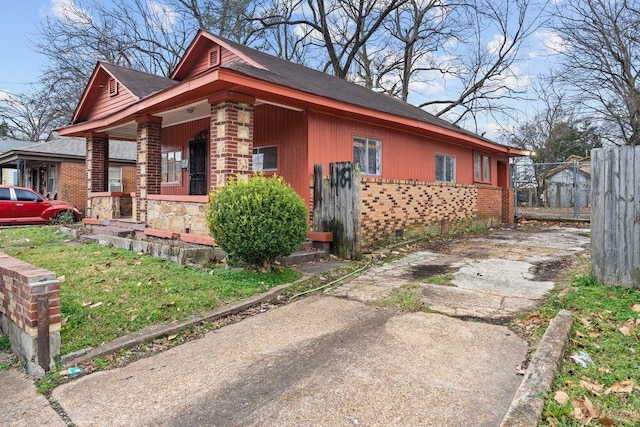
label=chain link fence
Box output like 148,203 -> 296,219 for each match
512,160 -> 591,221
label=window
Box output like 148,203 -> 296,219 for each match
161,150 -> 182,183
253,146 -> 277,171
0,188 -> 10,200
353,137 -> 381,175
109,166 -> 123,192
15,189 -> 41,202
47,164 -> 57,193
435,154 -> 456,183
474,153 -> 491,183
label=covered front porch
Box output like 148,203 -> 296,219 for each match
81,90 -> 309,247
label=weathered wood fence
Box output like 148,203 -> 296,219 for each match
312,162 -> 361,259
591,146 -> 640,288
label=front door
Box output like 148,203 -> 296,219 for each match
189,139 -> 207,195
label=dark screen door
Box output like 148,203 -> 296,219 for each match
189,139 -> 207,195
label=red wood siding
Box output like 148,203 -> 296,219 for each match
254,105 -> 309,204
179,41 -> 242,79
306,111 -> 494,185
220,47 -> 241,65
85,72 -> 138,121
161,118 -> 210,195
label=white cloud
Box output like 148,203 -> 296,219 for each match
48,0 -> 91,24
536,31 -> 569,54
147,1 -> 176,32
487,34 -> 510,55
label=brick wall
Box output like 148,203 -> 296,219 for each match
58,161 -> 87,214
136,115 -> 163,222
476,185 -> 504,224
0,253 -> 61,375
122,165 -> 136,194
360,178 -> 477,246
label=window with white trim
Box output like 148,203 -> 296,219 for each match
109,166 -> 123,191
353,137 -> 381,175
435,154 -> 456,183
253,146 -> 277,171
161,150 -> 182,183
474,153 -> 491,182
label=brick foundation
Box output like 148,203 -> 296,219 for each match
360,178 -> 477,247
476,185 -> 505,224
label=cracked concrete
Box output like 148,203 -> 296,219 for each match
328,226 -> 589,321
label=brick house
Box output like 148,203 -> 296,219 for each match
0,136 -> 136,214
58,30 -> 525,251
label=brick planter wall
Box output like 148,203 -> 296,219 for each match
0,253 -> 61,376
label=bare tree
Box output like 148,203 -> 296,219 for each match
417,0 -> 546,128
552,0 -> 640,146
0,89 -> 68,141
505,79 -> 601,205
255,0 -> 410,78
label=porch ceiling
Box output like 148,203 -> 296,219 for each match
101,100 -> 212,140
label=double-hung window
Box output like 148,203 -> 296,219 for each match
474,153 -> 491,183
435,154 -> 456,183
161,150 -> 182,184
353,137 -> 381,175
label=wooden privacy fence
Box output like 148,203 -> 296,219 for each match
591,146 -> 640,288
312,162 -> 361,259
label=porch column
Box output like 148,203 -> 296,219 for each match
209,91 -> 255,189
86,132 -> 109,218
136,114 -> 162,223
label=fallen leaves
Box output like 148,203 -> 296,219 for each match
554,390 -> 569,404
579,377 -> 603,395
632,303 -> 640,312
604,379 -> 634,394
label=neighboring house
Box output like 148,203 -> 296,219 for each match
0,137 -> 136,214
542,155 -> 591,209
58,30 -> 526,250
0,139 -> 38,185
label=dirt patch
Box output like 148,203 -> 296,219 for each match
409,264 -> 454,280
529,257 -> 575,282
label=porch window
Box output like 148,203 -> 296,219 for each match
47,164 -> 57,193
253,146 -> 277,171
353,137 -> 381,175
109,166 -> 123,192
435,154 -> 456,183
161,150 -> 182,183
474,153 -> 491,183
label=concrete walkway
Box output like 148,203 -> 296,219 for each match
1,225 -> 589,426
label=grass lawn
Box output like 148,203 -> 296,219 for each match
539,274 -> 640,426
0,226 -> 300,355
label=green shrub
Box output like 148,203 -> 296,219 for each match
207,175 -> 309,270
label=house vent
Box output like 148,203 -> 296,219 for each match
108,78 -> 119,96
209,46 -> 220,67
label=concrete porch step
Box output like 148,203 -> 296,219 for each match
87,226 -> 135,238
280,250 -> 328,266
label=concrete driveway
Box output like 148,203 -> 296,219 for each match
45,225 -> 588,426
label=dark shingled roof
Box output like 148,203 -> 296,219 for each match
20,137 -> 136,161
214,35 -> 495,144
101,62 -> 176,99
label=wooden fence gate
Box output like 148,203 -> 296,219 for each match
312,162 -> 361,259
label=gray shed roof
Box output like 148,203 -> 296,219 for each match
0,137 -> 136,163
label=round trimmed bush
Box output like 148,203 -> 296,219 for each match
207,175 -> 309,269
